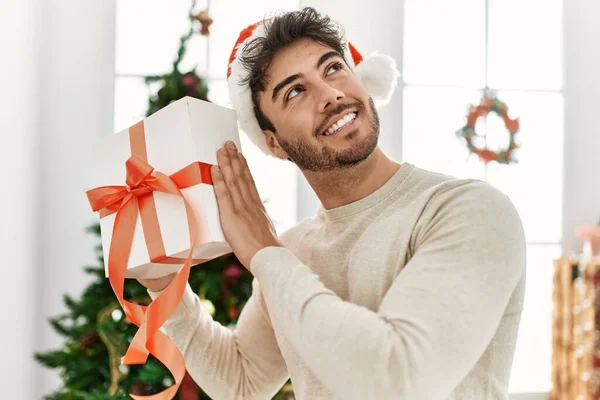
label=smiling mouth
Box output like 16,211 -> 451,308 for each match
321,111 -> 358,137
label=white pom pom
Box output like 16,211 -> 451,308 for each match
355,53 -> 401,107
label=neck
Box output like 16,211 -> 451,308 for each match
302,147 -> 401,210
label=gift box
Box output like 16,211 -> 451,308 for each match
88,96 -> 240,279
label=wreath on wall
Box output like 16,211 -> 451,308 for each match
456,93 -> 520,165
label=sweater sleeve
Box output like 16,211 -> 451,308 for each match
148,278 -> 289,400
250,182 -> 526,399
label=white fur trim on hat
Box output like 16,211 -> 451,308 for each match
227,24 -> 272,156
355,52 -> 400,107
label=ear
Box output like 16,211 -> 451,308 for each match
264,131 -> 289,160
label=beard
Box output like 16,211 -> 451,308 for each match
275,97 -> 380,172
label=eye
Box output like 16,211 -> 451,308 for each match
285,85 -> 304,102
326,62 -> 344,76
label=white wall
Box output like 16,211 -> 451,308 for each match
0,0 -> 41,397
296,0 -> 404,220
562,0 -> 600,253
35,0 -> 116,397
1,3 -> 116,396
1,2 -> 116,396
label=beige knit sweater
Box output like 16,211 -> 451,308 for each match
149,163 -> 526,399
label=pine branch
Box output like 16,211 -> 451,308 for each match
63,294 -> 78,312
144,75 -> 167,83
85,223 -> 101,236
79,390 -> 130,400
62,295 -> 88,321
137,359 -> 170,383
171,0 -> 198,71
42,389 -> 77,400
49,317 -> 75,338
34,349 -> 71,369
84,266 -> 105,278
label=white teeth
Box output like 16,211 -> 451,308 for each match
323,112 -> 357,136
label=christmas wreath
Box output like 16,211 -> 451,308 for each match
456,93 -> 520,164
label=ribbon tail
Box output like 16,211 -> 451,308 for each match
133,186 -> 201,399
121,303 -> 150,365
130,331 -> 186,400
131,229 -> 193,399
107,196 -> 151,365
107,194 -> 137,294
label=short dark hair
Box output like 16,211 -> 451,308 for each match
239,7 -> 347,133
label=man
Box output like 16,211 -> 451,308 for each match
140,7 -> 526,400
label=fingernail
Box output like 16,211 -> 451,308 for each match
227,141 -> 237,150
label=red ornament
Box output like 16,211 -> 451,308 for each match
223,263 -> 244,285
178,371 -> 200,400
228,304 -> 239,321
182,74 -> 199,90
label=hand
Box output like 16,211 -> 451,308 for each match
138,273 -> 177,293
211,141 -> 283,271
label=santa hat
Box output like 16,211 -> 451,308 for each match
227,19 -> 400,157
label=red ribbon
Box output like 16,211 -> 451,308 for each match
86,121 -> 213,399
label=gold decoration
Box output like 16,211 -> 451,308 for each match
97,296 -> 150,395
97,302 -> 125,395
198,285 -> 215,316
200,298 -> 216,316
552,258 -> 600,400
273,383 -> 295,399
191,10 -> 213,36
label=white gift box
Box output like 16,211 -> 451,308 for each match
89,97 -> 239,279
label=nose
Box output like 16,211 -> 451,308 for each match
318,81 -> 345,113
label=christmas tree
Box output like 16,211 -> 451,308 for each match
34,2 -> 294,398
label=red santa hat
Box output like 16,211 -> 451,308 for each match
227,19 -> 400,157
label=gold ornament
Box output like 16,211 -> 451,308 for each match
191,10 -> 213,36
200,298 -> 216,316
97,296 -> 150,395
97,302 -> 126,395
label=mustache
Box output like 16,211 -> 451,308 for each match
314,101 -> 365,136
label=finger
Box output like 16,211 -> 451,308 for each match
225,143 -> 252,206
211,165 -> 234,214
237,152 -> 264,207
217,146 -> 245,211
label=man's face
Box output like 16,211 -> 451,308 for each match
258,38 -> 380,172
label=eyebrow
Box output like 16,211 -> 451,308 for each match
271,50 -> 344,103
272,73 -> 303,103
